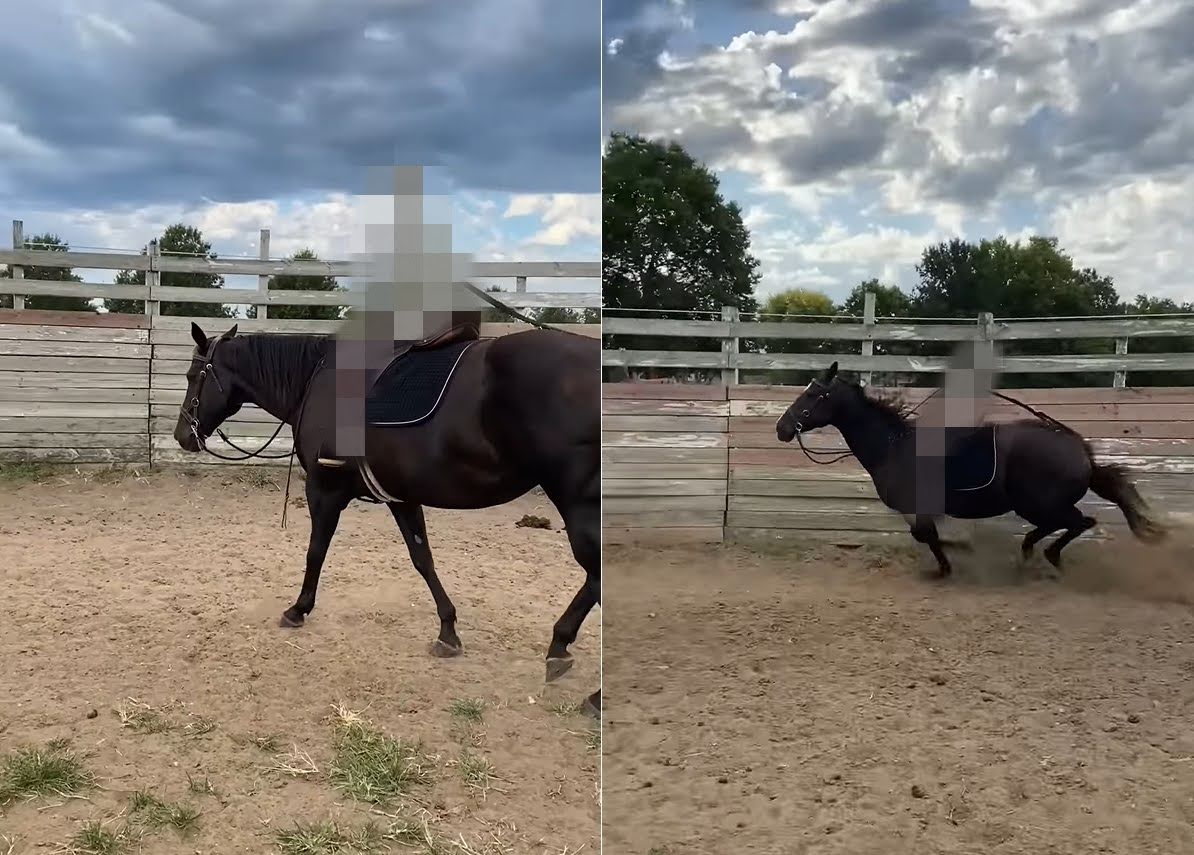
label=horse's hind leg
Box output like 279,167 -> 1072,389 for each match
389,503 -> 462,657
546,499 -> 600,683
1042,506 -> 1097,572
281,478 -> 353,627
1019,525 -> 1057,564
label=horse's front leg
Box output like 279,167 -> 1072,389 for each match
388,502 -> 462,657
280,478 -> 352,627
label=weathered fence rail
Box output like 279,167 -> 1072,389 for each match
602,381 -> 1194,546
603,302 -> 1194,386
0,226 -> 598,468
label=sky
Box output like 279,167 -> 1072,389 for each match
604,0 -> 1194,305
0,0 -> 600,297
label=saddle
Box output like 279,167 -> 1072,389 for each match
943,424 -> 998,492
316,323 -> 480,469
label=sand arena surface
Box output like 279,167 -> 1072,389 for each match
0,468 -> 598,854
603,534 -> 1194,855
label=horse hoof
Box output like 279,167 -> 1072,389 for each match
582,697 -> 601,721
545,656 -> 574,683
279,611 -> 305,628
429,639 -> 463,658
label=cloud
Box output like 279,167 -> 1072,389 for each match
0,0 -> 599,213
605,0 -> 1194,301
504,194 -> 601,248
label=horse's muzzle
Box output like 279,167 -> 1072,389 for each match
776,418 -> 798,443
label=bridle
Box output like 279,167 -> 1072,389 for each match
180,337 -> 296,461
778,380 -> 856,465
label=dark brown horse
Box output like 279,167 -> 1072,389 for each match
175,321 -> 600,715
775,362 -> 1167,577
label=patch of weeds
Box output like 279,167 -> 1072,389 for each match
448,698 -> 486,747
267,746 -> 319,779
448,698 -> 485,724
453,749 -> 498,799
128,790 -> 201,836
0,738 -> 94,806
237,469 -> 280,490
0,834 -> 16,855
549,700 -> 583,717
328,704 -> 434,805
115,698 -> 173,734
251,734 -> 281,752
184,714 -> 217,738
67,821 -> 129,855
585,729 -> 600,752
185,772 -> 217,796
0,462 -> 54,484
274,820 -> 388,855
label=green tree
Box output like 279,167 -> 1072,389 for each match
745,288 -> 838,384
913,236 -> 1119,318
250,248 -> 345,320
839,279 -> 914,319
603,132 -> 759,379
0,233 -> 94,312
535,306 -> 599,325
1120,294 -> 1194,386
911,236 -> 1122,387
105,224 -> 232,318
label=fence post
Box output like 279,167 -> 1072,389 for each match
721,305 -> 739,386
860,290 -> 876,386
10,220 -> 24,311
976,311 -> 995,367
256,228 -> 270,320
145,239 -> 160,317
1113,338 -> 1128,388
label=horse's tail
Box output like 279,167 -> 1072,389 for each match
1085,448 -> 1168,544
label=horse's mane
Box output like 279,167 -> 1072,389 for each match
836,375 -> 917,428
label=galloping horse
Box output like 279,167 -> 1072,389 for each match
775,362 -> 1167,577
175,319 -> 600,715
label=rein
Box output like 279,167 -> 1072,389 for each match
463,282 -> 587,335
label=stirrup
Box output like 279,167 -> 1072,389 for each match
317,457 -> 347,468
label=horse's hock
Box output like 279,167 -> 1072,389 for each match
602,381 -> 1194,547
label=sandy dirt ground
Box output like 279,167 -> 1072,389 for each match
0,468 -> 598,854
603,531 -> 1194,855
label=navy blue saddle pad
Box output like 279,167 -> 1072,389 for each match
364,339 -> 475,426
944,425 -> 997,491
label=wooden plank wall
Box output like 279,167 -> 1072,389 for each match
602,382 -> 1194,545
0,311 -> 152,465
0,312 -> 596,469
602,383 -> 729,544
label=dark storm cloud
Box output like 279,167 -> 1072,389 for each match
0,0 -> 599,210
602,0 -> 690,108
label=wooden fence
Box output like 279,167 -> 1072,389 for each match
602,381 -> 1194,546
603,299 -> 1194,387
0,229 -> 598,468
602,305 -> 1194,544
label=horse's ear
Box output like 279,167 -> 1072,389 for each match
824,361 -> 838,382
191,322 -> 207,348
221,324 -> 239,340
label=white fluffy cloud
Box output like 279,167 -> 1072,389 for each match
604,0 -> 1194,301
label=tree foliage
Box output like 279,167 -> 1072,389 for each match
0,233 -> 93,312
602,132 -> 760,378
106,224 -> 232,318
250,248 -> 345,320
